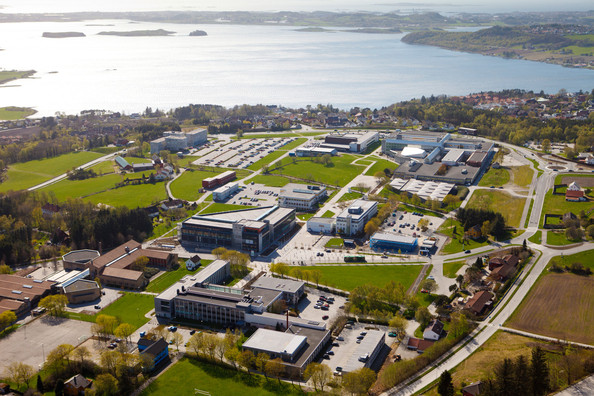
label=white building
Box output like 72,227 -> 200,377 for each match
212,182 -> 239,202
279,184 -> 327,211
306,217 -> 336,234
336,199 -> 378,236
150,128 -> 207,154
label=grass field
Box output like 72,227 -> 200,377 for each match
511,165 -> 533,187
438,219 -> 490,254
540,188 -> 594,227
528,230 -> 541,244
466,190 -> 526,228
443,260 -> 465,278
325,238 -> 344,248
249,175 -> 293,187
307,264 -> 423,291
546,230 -> 579,246
363,156 -> 399,176
200,203 -> 250,214
89,159 -> 117,175
548,249 -> 594,271
68,292 -> 154,330
321,210 -> 334,218
0,151 -> 104,192
0,106 -> 36,120
338,191 -> 364,202
271,154 -> 364,186
145,260 -> 212,293
478,168 -> 510,187
169,169 -> 224,201
507,272 -> 594,344
141,357 -> 305,396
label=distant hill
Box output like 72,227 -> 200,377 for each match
42,32 -> 85,38
98,29 -> 175,37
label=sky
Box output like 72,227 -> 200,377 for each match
0,0 -> 592,14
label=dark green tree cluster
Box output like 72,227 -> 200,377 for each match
348,280 -> 407,319
482,347 -> 549,396
456,207 -> 506,238
66,167 -> 97,181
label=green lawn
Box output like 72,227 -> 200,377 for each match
89,159 -> 117,175
270,154 -> 364,186
540,188 -> 594,227
200,203 -> 250,214
297,213 -> 315,221
548,248 -> 594,271
438,219 -> 490,254
338,191 -> 364,202
170,169 -> 224,201
511,165 -> 533,187
307,265 -> 423,291
141,357 -> 305,396
524,198 -> 534,228
478,168 -> 510,187
250,175 -> 293,187
363,156 -> 399,176
0,151 -> 104,192
321,210 -> 334,218
69,292 -> 154,330
325,238 -> 344,248
528,230 -> 541,244
146,260 -> 212,293
466,190 -> 526,228
0,106 -> 36,120
546,230 -> 580,246
443,260 -> 465,278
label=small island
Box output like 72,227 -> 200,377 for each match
295,27 -> 333,33
0,70 -> 36,85
98,29 -> 175,37
42,32 -> 86,38
345,27 -> 402,34
189,30 -> 207,36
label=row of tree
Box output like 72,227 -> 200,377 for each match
456,207 -> 507,239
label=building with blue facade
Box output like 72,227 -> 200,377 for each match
138,337 -> 169,371
369,232 -> 418,253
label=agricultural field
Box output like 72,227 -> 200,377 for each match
466,190 -> 526,228
169,169 -> 225,201
270,154 -> 364,187
511,165 -> 533,187
478,167 -> 510,187
0,106 -> 36,120
507,272 -> 594,344
307,264 -> 423,291
141,357 -> 305,396
0,151 -> 103,192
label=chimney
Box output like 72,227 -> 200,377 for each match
98,241 -> 103,255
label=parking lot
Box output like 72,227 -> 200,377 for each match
227,183 -> 281,206
191,137 -> 297,169
298,287 -> 347,324
378,209 -> 447,255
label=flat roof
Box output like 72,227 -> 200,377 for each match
401,146 -> 426,157
307,217 -> 336,225
194,260 -> 229,284
213,182 -> 238,194
243,328 -> 307,357
442,148 -> 467,163
337,200 -> 377,221
63,279 -> 99,294
102,267 -> 143,281
343,330 -> 385,373
62,249 -> 100,264
280,184 -> 325,200
370,233 -> 417,245
247,287 -> 283,307
251,276 -> 304,295
93,240 -> 142,269
394,160 -> 480,183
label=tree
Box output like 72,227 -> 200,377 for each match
456,274 -> 464,289
211,247 -> 228,259
5,362 -> 34,390
342,367 -> 376,395
265,358 -> 285,383
542,139 -> 551,153
238,350 -> 255,373
114,323 -> 135,344
587,224 -> 594,239
171,332 -> 184,352
420,278 -> 437,293
270,262 -> 290,278
255,352 -> 270,377
94,373 -> 119,396
481,220 -> 491,238
310,269 -> 322,286
415,306 -> 432,328
494,358 -> 515,395
225,347 -> 240,370
0,310 -> 17,330
96,315 -> 119,336
71,346 -> 90,368
36,374 -> 44,393
188,332 -> 205,356
304,362 -> 332,392
531,346 -> 550,396
46,344 -> 74,374
0,264 -> 11,274
54,378 -> 64,396
449,312 -> 469,338
39,294 -> 68,317
100,350 -> 120,373
388,315 -> 407,339
437,370 -> 454,396
132,255 -> 149,271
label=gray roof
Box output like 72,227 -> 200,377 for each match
194,260 -> 229,284
62,249 -> 100,264
251,276 -> 304,295
371,233 -> 417,244
307,217 -> 336,225
337,200 -> 377,221
343,330 -> 385,373
243,328 -> 307,356
63,279 -> 100,294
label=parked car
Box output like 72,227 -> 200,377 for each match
322,315 -> 329,320
337,336 -> 344,341
190,330 -> 196,335
388,332 -> 398,337
168,326 -> 178,332
94,305 -> 101,309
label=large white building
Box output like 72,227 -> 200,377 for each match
336,199 -> 378,236
279,184 -> 327,211
212,182 -> 239,202
321,131 -> 379,153
150,128 -> 207,154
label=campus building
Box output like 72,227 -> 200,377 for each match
278,184 -> 327,211
295,147 -> 337,157
250,276 -> 305,305
202,170 -> 236,189
306,217 -> 336,234
336,200 -> 378,236
389,178 -> 455,202
212,182 -> 239,202
0,274 -> 53,316
321,131 -> 379,153
62,279 -> 101,304
179,205 -> 296,255
341,330 -> 385,373
150,128 -> 208,154
62,249 -> 100,271
369,233 -> 418,253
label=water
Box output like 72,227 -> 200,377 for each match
1,20 -> 594,116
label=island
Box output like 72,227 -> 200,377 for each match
295,27 -> 333,33
97,29 -> 175,37
0,70 -> 36,85
402,25 -> 594,69
189,30 -> 207,36
42,32 -> 86,38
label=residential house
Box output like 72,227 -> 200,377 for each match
464,291 -> 493,315
462,381 -> 483,396
566,181 -> 585,201
186,255 -> 201,271
64,374 -> 92,396
161,199 -> 184,211
406,337 -> 434,353
423,320 -> 444,341
488,254 -> 519,271
465,224 -> 482,240
490,263 -> 516,282
42,203 -> 61,217
0,383 -> 11,395
143,205 -> 160,218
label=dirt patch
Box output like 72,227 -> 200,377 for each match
561,176 -> 594,188
507,273 -> 594,344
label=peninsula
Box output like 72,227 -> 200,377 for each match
42,32 -> 85,38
